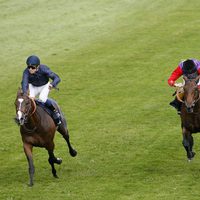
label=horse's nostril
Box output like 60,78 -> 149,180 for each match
187,107 -> 193,113
14,117 -> 20,125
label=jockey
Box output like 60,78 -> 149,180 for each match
168,59 -> 200,114
21,55 -> 62,125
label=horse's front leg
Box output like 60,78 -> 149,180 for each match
182,127 -> 195,161
23,143 -> 34,186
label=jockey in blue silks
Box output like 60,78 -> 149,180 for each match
21,55 -> 61,125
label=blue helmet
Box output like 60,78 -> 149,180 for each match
26,55 -> 40,66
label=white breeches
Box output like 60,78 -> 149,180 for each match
29,82 -> 50,102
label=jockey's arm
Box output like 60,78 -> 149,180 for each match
44,67 -> 61,88
21,69 -> 29,94
168,65 -> 183,87
49,72 -> 60,88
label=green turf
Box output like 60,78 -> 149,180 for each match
1,0 -> 200,199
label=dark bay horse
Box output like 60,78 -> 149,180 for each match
177,75 -> 200,161
14,89 -> 77,186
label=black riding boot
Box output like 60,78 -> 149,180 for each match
45,99 -> 61,125
169,97 -> 182,114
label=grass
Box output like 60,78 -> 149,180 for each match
1,0 -> 200,199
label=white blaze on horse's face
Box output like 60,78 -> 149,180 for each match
17,98 -> 24,120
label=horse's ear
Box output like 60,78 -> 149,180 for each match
183,75 -> 188,81
17,87 -> 23,96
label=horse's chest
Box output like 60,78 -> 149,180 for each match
182,116 -> 200,132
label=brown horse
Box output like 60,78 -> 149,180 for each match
14,89 -> 77,186
177,75 -> 200,161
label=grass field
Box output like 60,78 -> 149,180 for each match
1,0 -> 200,199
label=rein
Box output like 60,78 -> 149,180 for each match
176,83 -> 200,105
176,86 -> 184,103
29,98 -> 36,116
195,91 -> 200,103
176,79 -> 200,114
21,97 -> 38,133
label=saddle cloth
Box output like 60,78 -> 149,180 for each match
35,99 -> 59,125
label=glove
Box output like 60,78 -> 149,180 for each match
174,83 -> 184,87
168,80 -> 175,87
49,84 -> 53,90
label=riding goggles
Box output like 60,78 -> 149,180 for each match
28,65 -> 37,69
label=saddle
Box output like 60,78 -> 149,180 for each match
35,99 -> 61,125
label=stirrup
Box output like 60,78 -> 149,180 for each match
56,119 -> 61,125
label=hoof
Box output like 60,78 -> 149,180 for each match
53,174 -> 59,178
70,149 -> 77,157
55,158 -> 62,164
28,182 -> 34,187
187,152 -> 196,162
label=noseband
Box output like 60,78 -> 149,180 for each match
16,96 -> 36,123
182,80 -> 200,112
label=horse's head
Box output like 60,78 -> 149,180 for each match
14,89 -> 35,125
182,75 -> 200,113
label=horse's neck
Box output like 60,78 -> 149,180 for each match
32,106 -> 50,121
196,100 -> 200,109
27,106 -> 41,126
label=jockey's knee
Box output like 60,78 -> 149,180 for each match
39,97 -> 48,103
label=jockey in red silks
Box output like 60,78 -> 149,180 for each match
168,59 -> 200,114
21,55 -> 62,125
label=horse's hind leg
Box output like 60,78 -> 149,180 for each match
46,142 -> 62,178
182,127 -> 195,161
23,143 -> 34,186
57,126 -> 77,157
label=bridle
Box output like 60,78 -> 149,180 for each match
176,76 -> 200,113
15,94 -> 36,125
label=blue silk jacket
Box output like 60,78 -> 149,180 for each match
21,64 -> 60,94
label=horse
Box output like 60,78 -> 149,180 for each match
14,88 -> 77,186
176,75 -> 200,161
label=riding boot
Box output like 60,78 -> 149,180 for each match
45,99 -> 61,125
169,97 -> 182,114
